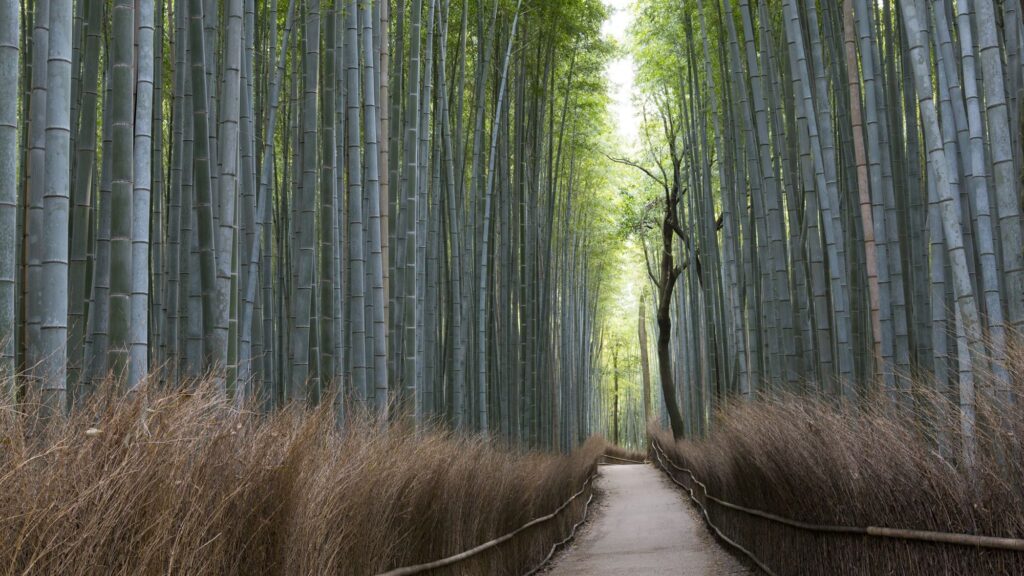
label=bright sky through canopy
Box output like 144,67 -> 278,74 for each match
603,0 -> 640,148
600,0 -> 645,331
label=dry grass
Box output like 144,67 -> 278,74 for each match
0,382 -> 602,576
601,443 -> 646,464
652,346 -> 1024,575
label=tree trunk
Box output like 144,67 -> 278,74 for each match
658,199 -> 686,440
0,0 -> 17,396
638,292 -> 651,424
108,0 -> 133,386
129,0 -> 156,390
612,344 -> 619,446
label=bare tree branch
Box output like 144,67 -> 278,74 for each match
641,236 -> 660,287
605,153 -> 669,191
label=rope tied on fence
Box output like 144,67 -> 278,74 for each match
650,442 -> 778,575
650,439 -> 1024,569
522,491 -> 597,576
375,469 -> 599,576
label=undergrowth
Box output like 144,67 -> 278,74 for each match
653,344 -> 1024,575
602,443 -> 646,463
0,383 -> 602,576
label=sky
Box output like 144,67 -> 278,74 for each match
602,0 -> 640,148
600,0 -> 647,327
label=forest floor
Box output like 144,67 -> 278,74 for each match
547,464 -> 751,576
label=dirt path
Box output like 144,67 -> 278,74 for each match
548,464 -> 751,576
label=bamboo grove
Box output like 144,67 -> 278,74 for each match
0,0 -> 617,451
629,0 -> 1024,464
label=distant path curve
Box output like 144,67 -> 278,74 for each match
547,464 -> 751,575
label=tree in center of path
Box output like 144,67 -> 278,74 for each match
613,109 -> 691,440
614,88 -> 724,441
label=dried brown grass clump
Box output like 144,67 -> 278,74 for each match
602,443 -> 646,464
0,382 -> 602,576
652,350 -> 1024,575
